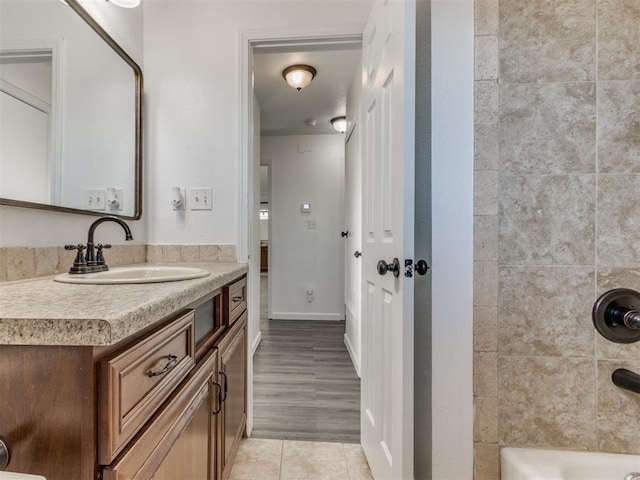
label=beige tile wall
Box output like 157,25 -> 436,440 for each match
0,244 -> 237,282
474,0 -> 640,477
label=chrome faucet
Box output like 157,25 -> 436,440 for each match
65,216 -> 133,274
625,473 -> 640,480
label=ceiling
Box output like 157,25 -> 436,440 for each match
253,45 -> 362,136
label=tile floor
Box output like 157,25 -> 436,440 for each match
229,438 -> 373,480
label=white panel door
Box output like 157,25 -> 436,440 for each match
360,0 -> 415,479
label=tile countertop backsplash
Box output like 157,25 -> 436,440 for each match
0,244 -> 238,282
0,262 -> 248,347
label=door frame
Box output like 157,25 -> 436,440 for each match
237,3 -> 475,476
237,23 -> 367,437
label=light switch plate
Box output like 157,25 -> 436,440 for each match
189,188 -> 213,210
85,189 -> 105,210
307,219 -> 317,229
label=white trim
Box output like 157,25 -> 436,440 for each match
239,25 -> 367,448
431,1 -> 475,478
269,312 -> 345,321
0,39 -> 63,204
344,333 -> 361,378
251,330 -> 262,356
0,79 -> 51,113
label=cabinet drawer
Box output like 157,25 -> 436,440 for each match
226,277 -> 246,326
103,349 -> 218,480
99,311 -> 196,465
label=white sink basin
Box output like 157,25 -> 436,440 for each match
53,266 -> 210,285
0,473 -> 46,480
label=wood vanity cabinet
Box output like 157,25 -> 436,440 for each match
103,348 -> 220,480
0,273 -> 247,480
224,277 -> 247,327
101,276 -> 248,480
216,311 -> 247,480
98,311 -> 197,465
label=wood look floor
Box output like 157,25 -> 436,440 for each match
252,275 -> 361,443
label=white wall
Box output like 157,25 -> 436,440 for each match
0,0 -> 144,247
259,216 -> 269,241
263,134 -> 345,321
142,0 -> 371,247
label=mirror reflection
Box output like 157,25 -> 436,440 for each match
0,0 -> 141,218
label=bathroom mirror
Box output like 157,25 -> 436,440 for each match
0,0 -> 142,219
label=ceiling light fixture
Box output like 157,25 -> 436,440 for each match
107,0 -> 141,8
330,116 -> 347,134
282,64 -> 317,91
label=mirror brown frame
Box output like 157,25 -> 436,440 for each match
0,0 -> 143,220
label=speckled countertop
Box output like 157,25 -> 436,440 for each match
0,262 -> 248,346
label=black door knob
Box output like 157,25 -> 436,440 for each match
354,251 -> 362,258
415,259 -> 429,275
377,258 -> 400,277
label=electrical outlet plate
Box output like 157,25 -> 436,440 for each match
188,188 -> 213,210
85,189 -> 106,210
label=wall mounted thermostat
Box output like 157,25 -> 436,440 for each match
301,202 -> 312,213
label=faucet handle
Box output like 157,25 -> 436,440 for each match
64,244 -> 87,269
95,243 -> 112,266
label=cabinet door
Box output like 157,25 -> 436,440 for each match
217,313 -> 247,480
104,349 -> 221,480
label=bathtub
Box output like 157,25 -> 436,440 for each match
501,447 -> 640,480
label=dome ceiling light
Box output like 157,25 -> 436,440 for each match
330,116 -> 347,134
282,64 -> 317,91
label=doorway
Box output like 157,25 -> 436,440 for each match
239,2 -> 475,477
249,39 -> 363,444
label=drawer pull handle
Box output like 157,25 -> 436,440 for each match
232,296 -> 244,302
219,371 -> 228,402
212,381 -> 223,415
147,354 -> 178,378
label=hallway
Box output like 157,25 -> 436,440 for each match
251,275 -> 361,443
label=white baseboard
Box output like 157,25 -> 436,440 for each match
270,312 -> 345,321
251,330 -> 262,355
344,333 -> 361,378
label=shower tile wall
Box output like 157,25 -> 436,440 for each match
473,0 -> 640,478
